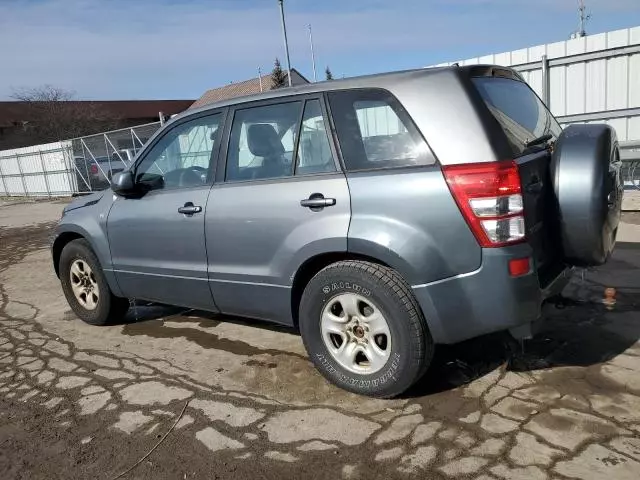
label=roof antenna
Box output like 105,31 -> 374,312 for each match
570,0 -> 591,39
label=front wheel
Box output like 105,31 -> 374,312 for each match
59,239 -> 129,326
299,260 -> 433,398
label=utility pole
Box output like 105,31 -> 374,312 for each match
277,0 -> 292,87
258,67 -> 263,92
307,24 -> 317,82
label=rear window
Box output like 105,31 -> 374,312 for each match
472,77 -> 562,156
328,89 -> 434,172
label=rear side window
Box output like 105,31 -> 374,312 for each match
472,77 -> 562,156
328,89 -> 433,172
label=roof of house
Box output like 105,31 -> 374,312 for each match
190,68 -> 309,109
0,100 -> 194,127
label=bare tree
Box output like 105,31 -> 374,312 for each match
10,85 -> 121,142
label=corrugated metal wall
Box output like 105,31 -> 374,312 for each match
431,26 -> 640,142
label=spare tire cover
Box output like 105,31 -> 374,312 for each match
551,124 -> 623,266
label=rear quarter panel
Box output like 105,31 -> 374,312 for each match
347,167 -> 481,285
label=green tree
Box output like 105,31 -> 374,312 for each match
271,58 -> 288,89
325,66 -> 333,81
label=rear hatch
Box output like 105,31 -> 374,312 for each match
471,69 -> 564,287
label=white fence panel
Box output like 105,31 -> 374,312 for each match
2,177 -> 25,196
0,141 -> 74,197
1,156 -> 21,176
24,175 -> 48,195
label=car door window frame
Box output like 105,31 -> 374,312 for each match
293,97 -> 340,176
215,94 -> 343,185
131,108 -> 228,193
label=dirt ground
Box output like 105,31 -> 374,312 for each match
1,198 -> 640,480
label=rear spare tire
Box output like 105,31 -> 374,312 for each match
551,124 -> 623,266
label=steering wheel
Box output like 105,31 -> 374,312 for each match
186,166 -> 208,184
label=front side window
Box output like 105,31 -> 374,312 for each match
136,113 -> 221,190
328,89 -> 432,171
226,102 -> 302,182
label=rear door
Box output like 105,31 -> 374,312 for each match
471,72 -> 564,285
206,95 -> 350,324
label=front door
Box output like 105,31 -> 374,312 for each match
206,97 -> 351,324
107,111 -> 224,311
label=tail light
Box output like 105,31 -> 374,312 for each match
443,160 -> 526,247
90,164 -> 98,175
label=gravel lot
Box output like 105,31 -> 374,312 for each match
1,198 -> 640,480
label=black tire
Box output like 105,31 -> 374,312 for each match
59,239 -> 129,326
299,260 -> 433,398
551,124 -> 623,266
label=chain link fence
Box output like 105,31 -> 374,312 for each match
70,122 -> 161,192
0,123 -> 162,197
2,121 -> 640,199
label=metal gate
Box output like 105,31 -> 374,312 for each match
70,122 -> 161,192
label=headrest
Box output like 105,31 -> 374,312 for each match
247,124 -> 284,157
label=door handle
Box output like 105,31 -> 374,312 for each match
178,202 -> 202,216
300,194 -> 336,210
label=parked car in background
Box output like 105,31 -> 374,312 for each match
52,65 -> 623,397
85,156 -> 123,186
77,150 -> 138,188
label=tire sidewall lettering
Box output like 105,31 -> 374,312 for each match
321,282 -> 371,297
316,352 -> 401,387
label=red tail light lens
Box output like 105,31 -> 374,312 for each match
90,164 -> 98,174
443,161 -> 526,247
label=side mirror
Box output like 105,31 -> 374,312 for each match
111,171 -> 136,196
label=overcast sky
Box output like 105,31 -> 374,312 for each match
1,0 -> 639,100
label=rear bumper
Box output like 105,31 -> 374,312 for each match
412,243 -> 570,344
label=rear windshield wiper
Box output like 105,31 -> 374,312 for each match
525,133 -> 553,148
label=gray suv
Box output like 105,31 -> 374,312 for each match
52,66 -> 623,397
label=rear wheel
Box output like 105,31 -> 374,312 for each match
59,239 -> 129,326
299,260 -> 432,398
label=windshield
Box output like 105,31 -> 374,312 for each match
472,76 -> 562,156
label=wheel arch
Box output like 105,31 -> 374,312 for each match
290,252 -> 393,328
52,231 -> 86,277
